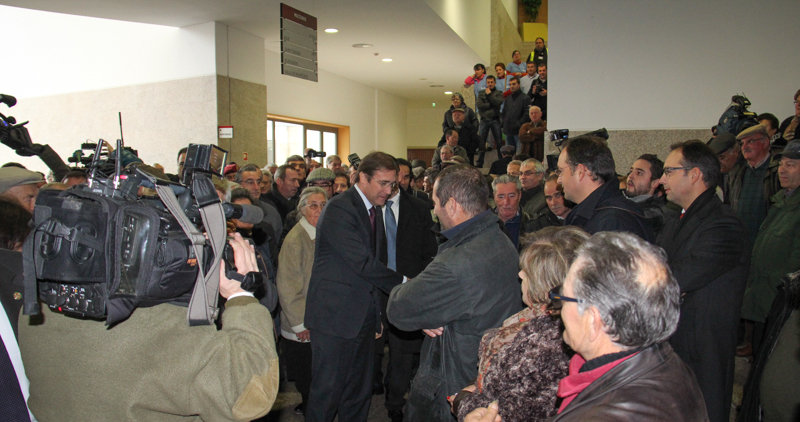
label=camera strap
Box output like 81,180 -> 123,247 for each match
154,184 -> 226,326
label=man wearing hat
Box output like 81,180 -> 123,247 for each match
437,108 -> 480,167
727,124 -> 782,247
741,139 -> 800,357
0,167 -> 43,213
708,132 -> 744,203
306,167 -> 336,199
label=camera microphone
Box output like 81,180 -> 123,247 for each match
0,94 -> 17,107
223,203 -> 264,225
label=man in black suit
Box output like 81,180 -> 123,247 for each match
656,140 -> 749,422
305,152 -> 405,422
376,159 -> 438,422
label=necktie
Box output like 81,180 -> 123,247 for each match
385,199 -> 397,271
369,206 -> 377,254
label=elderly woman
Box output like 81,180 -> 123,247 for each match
276,187 -> 328,416
453,226 -> 588,422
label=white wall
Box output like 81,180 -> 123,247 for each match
426,0 -> 492,63
549,0 -> 800,130
216,23 -> 267,85
264,49 -> 408,158
0,5 -> 217,99
407,104 -> 445,147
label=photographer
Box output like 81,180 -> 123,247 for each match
18,233 -> 280,421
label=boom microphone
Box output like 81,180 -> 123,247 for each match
0,94 -> 17,107
223,203 -> 264,225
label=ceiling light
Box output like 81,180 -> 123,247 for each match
324,28 -> 338,33
419,78 -> 427,80
382,58 -> 392,62
352,43 -> 373,48
444,91 -> 452,95
429,85 -> 444,88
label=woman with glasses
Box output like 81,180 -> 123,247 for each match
276,187 -> 328,416
452,226 -> 588,422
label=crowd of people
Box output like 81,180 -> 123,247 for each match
0,40 -> 799,422
449,40 -> 549,169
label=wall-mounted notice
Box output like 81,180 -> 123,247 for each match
281,3 -> 318,82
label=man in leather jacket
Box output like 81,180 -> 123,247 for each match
551,232 -> 708,421
465,232 -> 709,422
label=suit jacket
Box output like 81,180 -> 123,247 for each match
0,249 -> 24,339
305,186 -> 404,339
656,189 -> 749,422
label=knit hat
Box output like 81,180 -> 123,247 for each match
0,167 -> 43,194
307,167 -> 336,182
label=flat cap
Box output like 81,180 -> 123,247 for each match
0,167 -> 43,194
736,123 -> 769,141
307,167 -> 336,182
776,140 -> 800,160
708,132 -> 737,154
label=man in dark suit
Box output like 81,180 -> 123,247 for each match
305,152 -> 405,422
656,140 -> 750,422
376,159 -> 438,422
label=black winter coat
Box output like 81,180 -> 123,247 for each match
501,91 -> 530,136
387,210 -> 522,421
565,180 -> 654,242
656,189 -> 750,422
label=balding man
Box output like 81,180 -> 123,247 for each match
432,129 -> 468,169
657,140 -> 749,422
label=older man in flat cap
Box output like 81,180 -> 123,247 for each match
708,132 -> 744,203
0,166 -> 44,212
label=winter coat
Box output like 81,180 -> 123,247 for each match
476,88 -> 504,121
387,210 -> 522,421
741,189 -> 800,323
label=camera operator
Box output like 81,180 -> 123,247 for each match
18,233 -> 280,421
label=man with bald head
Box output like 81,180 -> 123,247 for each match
432,129 -> 468,169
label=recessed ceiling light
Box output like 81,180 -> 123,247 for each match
352,43 -> 373,48
382,58 -> 392,62
324,28 -> 338,33
444,91 -> 452,95
429,85 -> 444,88
419,78 -> 427,80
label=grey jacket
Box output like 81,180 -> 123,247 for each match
387,210 -> 522,421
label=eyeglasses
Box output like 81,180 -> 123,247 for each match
371,177 -> 398,190
305,202 -> 326,211
662,166 -> 691,177
240,179 -> 260,186
548,285 -> 585,310
521,170 -> 540,177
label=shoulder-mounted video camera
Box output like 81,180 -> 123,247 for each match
21,137 -> 264,326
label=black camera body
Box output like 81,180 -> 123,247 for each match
305,148 -> 327,159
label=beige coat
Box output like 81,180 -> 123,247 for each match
277,217 -> 316,341
19,296 -> 279,421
